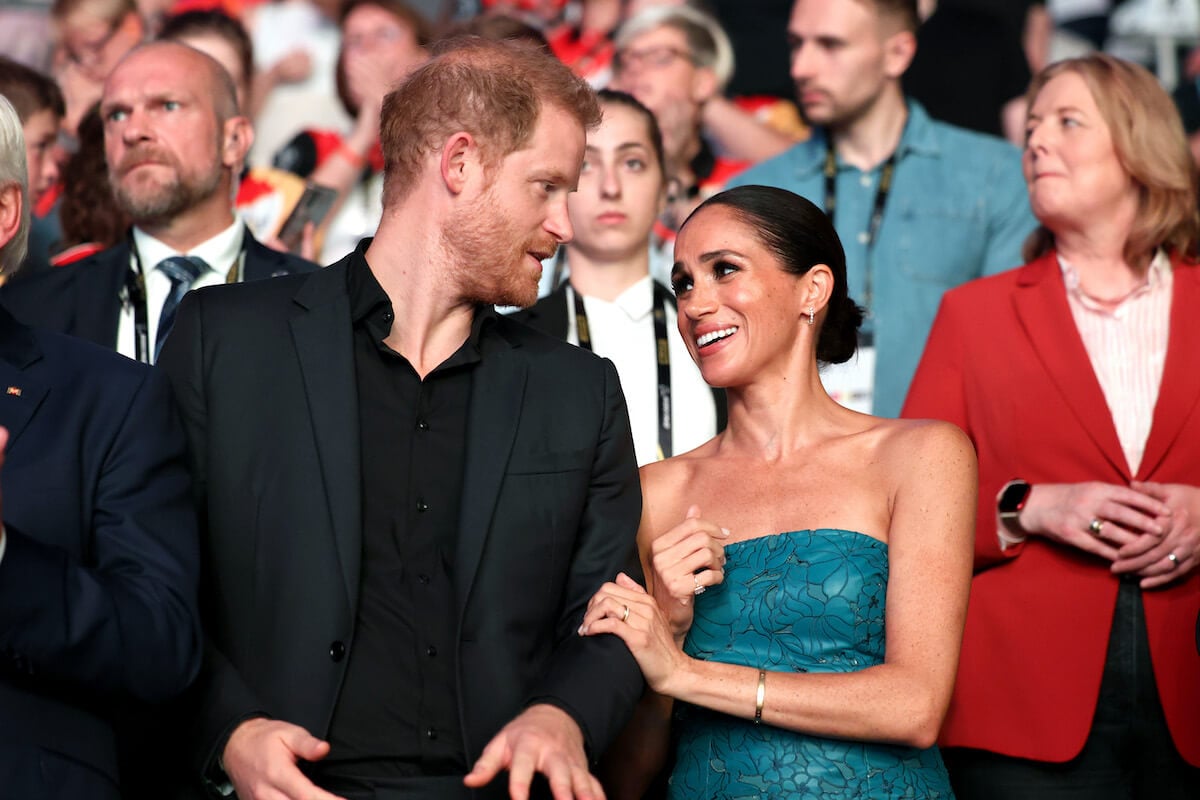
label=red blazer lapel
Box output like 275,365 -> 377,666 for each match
1138,256 -> 1200,479
1012,251 -> 1130,478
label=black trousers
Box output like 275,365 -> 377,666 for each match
944,578 -> 1200,799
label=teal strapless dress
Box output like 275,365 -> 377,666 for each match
668,529 -> 954,799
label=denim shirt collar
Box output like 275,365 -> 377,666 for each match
793,98 -> 941,177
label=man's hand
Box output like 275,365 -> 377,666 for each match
463,703 -> 604,800
222,717 -> 345,800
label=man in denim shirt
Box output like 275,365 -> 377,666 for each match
728,0 -> 1035,417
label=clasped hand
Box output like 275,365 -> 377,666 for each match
1021,481 -> 1199,587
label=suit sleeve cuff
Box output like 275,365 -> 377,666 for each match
524,695 -> 595,761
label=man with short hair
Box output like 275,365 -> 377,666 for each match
728,0 -> 1036,418
0,93 -> 201,800
0,41 -> 315,363
158,37 -> 643,800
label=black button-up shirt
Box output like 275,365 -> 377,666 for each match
318,247 -> 493,783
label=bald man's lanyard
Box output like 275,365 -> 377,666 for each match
124,233 -> 244,364
572,283 -> 674,460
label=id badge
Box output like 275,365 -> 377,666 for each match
819,330 -> 875,414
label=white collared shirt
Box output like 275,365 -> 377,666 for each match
1060,249 -> 1172,476
566,276 -> 718,466
118,220 -> 246,362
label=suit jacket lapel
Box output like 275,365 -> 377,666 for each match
0,307 -> 48,444
455,330 -> 527,612
1013,253 -> 1129,477
289,259 -> 362,606
1138,258 -> 1200,478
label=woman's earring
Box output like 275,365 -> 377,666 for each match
807,306 -> 815,326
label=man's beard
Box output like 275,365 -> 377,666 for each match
443,193 -> 558,309
111,156 -> 222,227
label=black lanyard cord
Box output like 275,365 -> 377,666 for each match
572,282 -> 674,460
823,140 -> 897,313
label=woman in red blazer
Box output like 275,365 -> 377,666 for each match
904,54 -> 1200,798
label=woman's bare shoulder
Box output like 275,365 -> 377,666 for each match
872,417 -> 978,509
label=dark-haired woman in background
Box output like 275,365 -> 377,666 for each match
904,53 -> 1200,798
584,185 -> 976,798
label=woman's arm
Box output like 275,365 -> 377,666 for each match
596,461 -> 727,798
584,422 -> 977,748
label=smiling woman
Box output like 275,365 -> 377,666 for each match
583,185 -> 977,799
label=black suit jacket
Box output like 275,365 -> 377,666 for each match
157,253 -> 645,795
0,229 -> 317,350
0,307 -> 201,798
512,284 -> 729,433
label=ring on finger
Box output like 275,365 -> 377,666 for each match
1088,518 -> 1104,536
1167,552 -> 1179,566
693,573 -> 706,596
621,604 -> 630,622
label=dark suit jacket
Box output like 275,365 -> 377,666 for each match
0,229 -> 317,350
0,306 -> 201,798
903,251 -> 1200,766
512,284 -> 728,432
157,253 -> 645,795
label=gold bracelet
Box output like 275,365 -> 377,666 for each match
754,669 -> 766,724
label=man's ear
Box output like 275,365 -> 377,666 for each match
0,183 -> 25,272
0,183 -> 23,250
221,116 -> 254,170
882,29 -> 917,80
440,131 -> 478,196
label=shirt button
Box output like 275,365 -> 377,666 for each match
416,419 -> 429,431
426,645 -> 438,657
418,573 -> 431,584
329,641 -> 346,662
382,311 -> 394,323
416,500 -> 429,512
426,727 -> 438,740
857,231 -> 869,245
860,174 -> 872,187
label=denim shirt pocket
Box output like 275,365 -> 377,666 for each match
889,192 -> 991,287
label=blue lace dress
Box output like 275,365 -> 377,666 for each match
667,529 -> 954,799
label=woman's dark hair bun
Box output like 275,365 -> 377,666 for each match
816,294 -> 865,365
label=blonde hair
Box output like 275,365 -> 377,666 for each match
1023,53 -> 1200,264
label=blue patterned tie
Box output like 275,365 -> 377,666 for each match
154,255 -> 208,361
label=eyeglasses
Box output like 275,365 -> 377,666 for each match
613,45 -> 695,74
62,17 -> 124,70
343,24 -> 416,53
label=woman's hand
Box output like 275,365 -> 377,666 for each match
1018,481 -> 1171,560
1112,482 -> 1200,588
580,573 -> 689,694
646,505 -> 727,642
